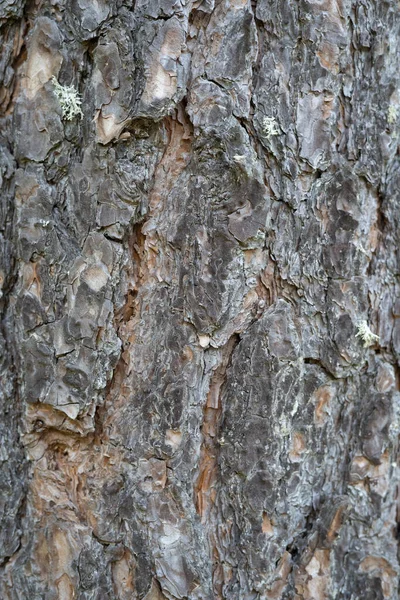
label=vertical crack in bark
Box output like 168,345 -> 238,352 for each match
195,334 -> 240,597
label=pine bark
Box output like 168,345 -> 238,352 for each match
1,0 -> 400,598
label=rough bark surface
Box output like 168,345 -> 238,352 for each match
1,0 -> 400,598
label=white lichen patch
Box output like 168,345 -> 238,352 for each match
356,320 -> 379,348
198,334 -> 211,348
262,116 -> 279,140
52,77 -> 83,121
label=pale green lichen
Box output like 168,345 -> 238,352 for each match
356,321 -> 379,348
262,116 -> 279,140
52,77 -> 83,121
388,104 -> 398,125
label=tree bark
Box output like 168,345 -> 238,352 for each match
1,0 -> 400,598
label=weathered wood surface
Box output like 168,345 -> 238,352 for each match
1,0 -> 400,598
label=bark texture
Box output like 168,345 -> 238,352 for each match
1,0 -> 400,598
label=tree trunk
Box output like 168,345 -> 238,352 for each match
1,0 -> 400,598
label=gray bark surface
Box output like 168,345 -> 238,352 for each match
0,0 -> 400,598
